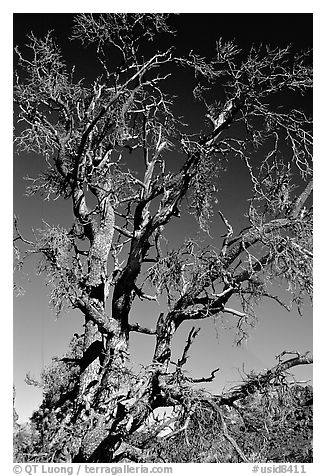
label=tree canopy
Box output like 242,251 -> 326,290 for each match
14,13 -> 312,463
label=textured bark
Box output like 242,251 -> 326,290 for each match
78,320 -> 103,401
87,197 -> 115,288
153,313 -> 178,366
77,190 -> 115,403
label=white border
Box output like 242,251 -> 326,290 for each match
2,2 -> 325,474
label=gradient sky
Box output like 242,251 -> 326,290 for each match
13,12 -> 313,423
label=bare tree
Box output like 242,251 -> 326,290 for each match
14,14 -> 312,463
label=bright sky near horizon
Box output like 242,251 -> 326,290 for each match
13,11 -> 313,424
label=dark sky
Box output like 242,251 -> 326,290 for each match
14,13 -> 312,49
13,13 -> 313,422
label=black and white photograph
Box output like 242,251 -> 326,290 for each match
12,9 -> 314,467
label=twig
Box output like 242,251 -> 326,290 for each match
207,400 -> 249,463
133,284 -> 157,302
219,210 -> 233,257
13,216 -> 35,246
114,225 -> 133,238
177,327 -> 200,367
189,367 -> 220,383
161,412 -> 193,442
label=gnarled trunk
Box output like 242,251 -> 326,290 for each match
77,193 -> 115,397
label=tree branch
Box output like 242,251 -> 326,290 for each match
188,367 -> 220,383
218,352 -> 313,406
129,323 -> 156,335
223,307 -> 247,318
290,180 -> 313,218
176,327 -> 200,368
207,400 -> 250,463
74,297 -> 118,336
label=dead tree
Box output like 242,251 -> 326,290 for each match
14,14 -> 312,462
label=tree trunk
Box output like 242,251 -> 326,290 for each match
78,319 -> 103,402
77,195 -> 115,397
